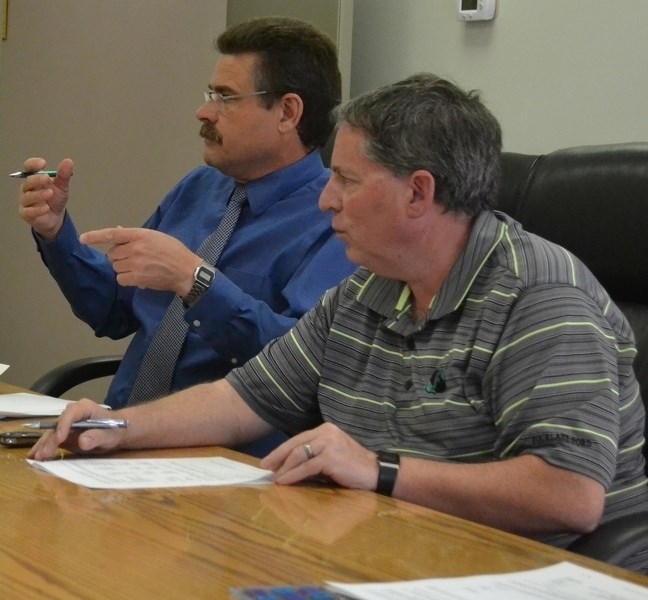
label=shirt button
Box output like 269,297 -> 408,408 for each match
404,380 -> 413,390
231,358 -> 238,365
192,320 -> 201,327
406,338 -> 415,350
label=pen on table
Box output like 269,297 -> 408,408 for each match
9,170 -> 59,178
22,419 -> 129,430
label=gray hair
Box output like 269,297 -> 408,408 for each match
336,73 -> 502,216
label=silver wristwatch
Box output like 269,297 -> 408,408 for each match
182,261 -> 216,308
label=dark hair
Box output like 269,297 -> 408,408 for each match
216,16 -> 341,150
336,73 -> 502,216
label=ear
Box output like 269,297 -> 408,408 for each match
277,93 -> 304,134
406,170 -> 436,218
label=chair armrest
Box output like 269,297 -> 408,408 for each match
30,355 -> 122,397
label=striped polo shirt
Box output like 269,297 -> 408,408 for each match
228,210 -> 648,548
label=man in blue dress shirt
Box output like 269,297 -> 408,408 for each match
17,17 -> 354,453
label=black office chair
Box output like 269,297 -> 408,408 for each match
30,355 -> 122,398
566,513 -> 648,565
500,144 -> 648,570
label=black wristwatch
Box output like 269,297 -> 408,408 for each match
376,450 -> 400,496
182,261 -> 216,308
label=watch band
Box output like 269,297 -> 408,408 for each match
182,261 -> 216,308
376,450 -> 400,496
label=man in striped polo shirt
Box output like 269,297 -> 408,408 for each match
31,74 -> 648,570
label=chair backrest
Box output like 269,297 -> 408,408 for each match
498,143 -> 648,446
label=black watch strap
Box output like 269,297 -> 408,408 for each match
376,450 -> 400,496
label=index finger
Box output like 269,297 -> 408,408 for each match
25,406 -> 87,461
80,227 -> 133,246
51,398 -> 105,440
22,157 -> 47,172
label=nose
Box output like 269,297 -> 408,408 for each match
318,177 -> 340,213
195,100 -> 219,123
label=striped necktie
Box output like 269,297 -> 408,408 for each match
125,185 -> 248,406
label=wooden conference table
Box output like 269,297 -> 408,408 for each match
1,381 -> 648,599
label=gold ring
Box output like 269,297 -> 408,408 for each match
303,443 -> 315,460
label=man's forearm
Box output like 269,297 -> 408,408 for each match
119,379 -> 273,450
394,454 -> 605,537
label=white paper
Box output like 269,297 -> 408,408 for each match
27,456 -> 273,489
0,363 -> 9,376
327,561 -> 648,599
0,392 -> 75,418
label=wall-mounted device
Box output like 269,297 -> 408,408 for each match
456,0 -> 496,21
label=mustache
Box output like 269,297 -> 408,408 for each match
199,123 -> 222,143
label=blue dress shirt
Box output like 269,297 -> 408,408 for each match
36,151 -> 354,453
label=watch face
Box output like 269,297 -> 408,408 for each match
378,451 -> 400,466
196,266 -> 215,286
184,263 -> 217,307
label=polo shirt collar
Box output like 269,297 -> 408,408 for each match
355,211 -> 506,334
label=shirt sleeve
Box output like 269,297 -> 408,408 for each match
485,283 -> 640,490
226,284 -> 343,435
35,212 -> 138,339
184,233 -> 351,366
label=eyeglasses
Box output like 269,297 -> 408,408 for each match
203,89 -> 278,108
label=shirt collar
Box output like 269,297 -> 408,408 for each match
230,150 -> 326,216
354,211 -> 507,334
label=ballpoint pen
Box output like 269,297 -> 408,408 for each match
22,419 -> 129,430
9,170 -> 59,178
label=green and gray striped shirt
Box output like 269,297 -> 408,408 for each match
228,210 -> 648,549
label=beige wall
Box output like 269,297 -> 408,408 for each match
0,0 -> 227,393
351,0 -> 648,153
0,0 -> 347,396
227,0 -> 353,100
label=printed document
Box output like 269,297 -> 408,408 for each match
326,561 -> 648,599
27,456 -> 273,489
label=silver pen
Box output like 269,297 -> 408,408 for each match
22,419 -> 128,430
